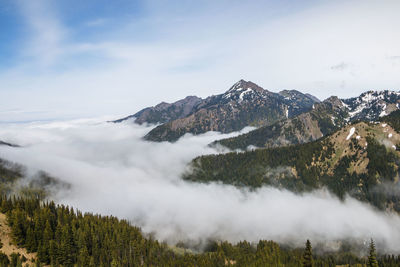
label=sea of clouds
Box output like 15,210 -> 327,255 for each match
1,118 -> 400,254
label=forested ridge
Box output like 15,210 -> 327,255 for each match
0,160 -> 398,266
184,110 -> 400,212
0,196 -> 398,266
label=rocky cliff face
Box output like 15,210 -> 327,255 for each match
143,80 -> 319,142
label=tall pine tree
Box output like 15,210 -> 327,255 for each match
368,239 -> 379,267
302,239 -> 313,267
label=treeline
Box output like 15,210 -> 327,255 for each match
1,196 -> 399,266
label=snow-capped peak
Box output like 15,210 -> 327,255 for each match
342,90 -> 400,121
223,80 -> 267,101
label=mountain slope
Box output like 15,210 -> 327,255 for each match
213,90 -> 400,150
114,95 -> 203,124
143,80 -> 319,142
212,96 -> 347,150
343,90 -> 400,120
184,112 -> 400,212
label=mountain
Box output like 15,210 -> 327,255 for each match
114,95 -> 203,124
142,80 -> 319,142
184,111 -> 400,212
343,90 -> 400,120
213,90 -> 400,150
212,96 -> 347,150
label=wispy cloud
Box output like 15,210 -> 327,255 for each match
17,0 -> 67,66
1,0 -> 400,121
85,18 -> 108,27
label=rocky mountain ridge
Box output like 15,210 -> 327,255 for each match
213,90 -> 400,150
116,80 -> 319,142
114,95 -> 203,124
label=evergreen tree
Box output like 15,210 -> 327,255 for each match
302,239 -> 313,267
25,226 -> 37,252
368,239 -> 379,267
4,195 -> 400,267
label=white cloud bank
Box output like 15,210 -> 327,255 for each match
1,118 -> 400,253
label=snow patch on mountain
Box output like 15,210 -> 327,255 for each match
342,90 -> 400,121
346,127 -> 356,140
239,88 -> 254,102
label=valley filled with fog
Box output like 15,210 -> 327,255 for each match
1,118 -> 400,254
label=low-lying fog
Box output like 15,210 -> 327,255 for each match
1,118 -> 400,253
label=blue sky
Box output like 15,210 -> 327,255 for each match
0,0 -> 400,122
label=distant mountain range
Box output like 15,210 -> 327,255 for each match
115,80 -> 320,141
213,90 -> 400,150
115,80 -> 400,144
114,79 -> 400,212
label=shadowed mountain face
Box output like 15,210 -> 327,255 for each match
213,91 -> 400,150
116,80 -> 320,142
212,96 -> 347,150
114,95 -> 203,125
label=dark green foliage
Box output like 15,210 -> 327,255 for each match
0,252 -> 28,267
302,240 -> 313,267
0,251 -> 10,266
381,109 -> 400,132
185,137 -> 330,189
9,253 -> 24,267
367,239 -> 379,267
185,123 -> 400,211
3,195 -> 399,266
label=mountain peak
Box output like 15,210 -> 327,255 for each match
324,96 -> 342,106
226,80 -> 265,94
